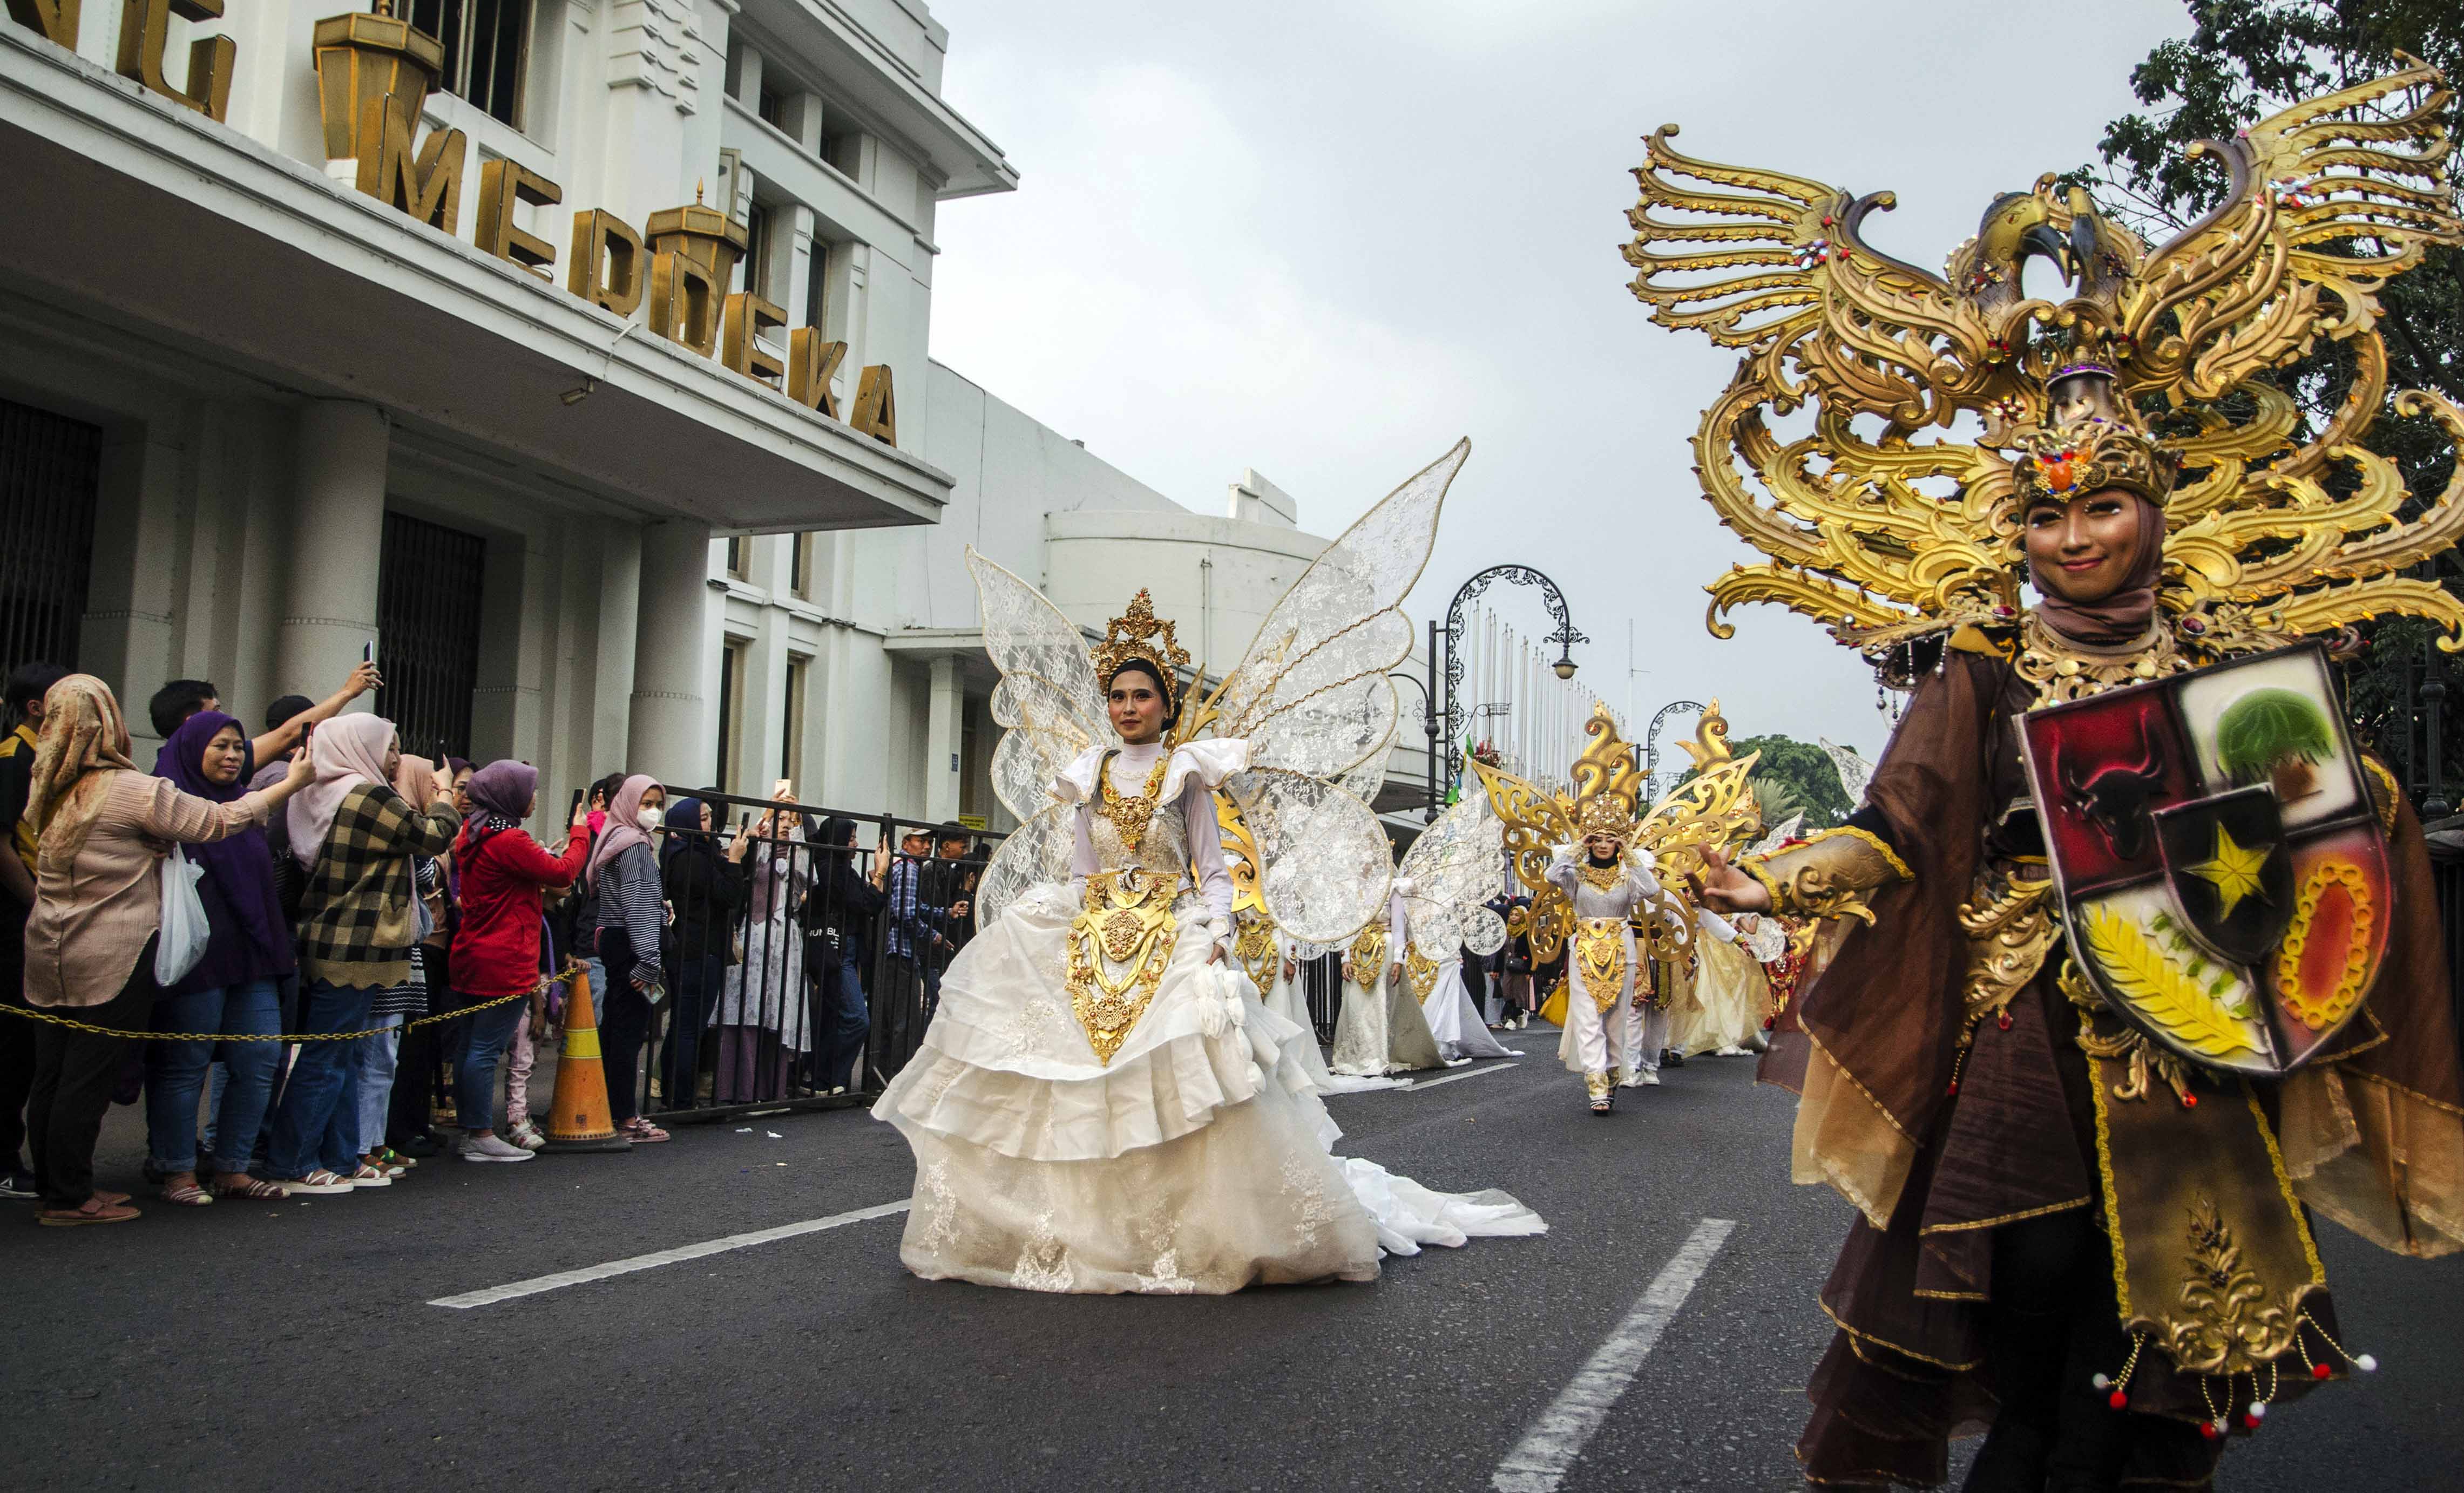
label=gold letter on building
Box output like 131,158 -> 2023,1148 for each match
850,364 -> 897,445
568,210 -> 646,319
722,294 -> 787,388
354,93 -> 465,234
115,0 -> 234,121
4,0 -> 79,49
476,160 -> 563,280
788,332 -> 845,419
648,250 -> 720,357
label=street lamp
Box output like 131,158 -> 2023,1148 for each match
1643,699 -> 1706,803
1426,565 -> 1587,820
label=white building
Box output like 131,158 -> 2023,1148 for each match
1,0 -> 1585,830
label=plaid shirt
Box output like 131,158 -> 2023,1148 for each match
296,782 -> 460,990
884,854 -> 946,959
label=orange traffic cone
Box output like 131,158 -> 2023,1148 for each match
543,963 -> 631,1153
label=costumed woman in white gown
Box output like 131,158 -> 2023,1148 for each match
874,442 -> 1543,1293
1328,887 -> 1444,1077
1396,789 -> 1516,1064
1220,797 -> 1399,1094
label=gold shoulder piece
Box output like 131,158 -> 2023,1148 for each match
2361,756 -> 2402,834
1946,623 -> 2015,659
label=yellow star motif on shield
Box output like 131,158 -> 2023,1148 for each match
2188,823 -> 2273,920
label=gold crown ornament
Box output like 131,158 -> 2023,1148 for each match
1622,57 -> 2464,669
1091,589 -> 1192,689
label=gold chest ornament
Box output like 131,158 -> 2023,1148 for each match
1578,861 -> 1624,893
1404,945 -> 1440,1000
1064,865 -> 1180,1066
1574,917 -> 1629,1014
1231,910 -> 1279,990
1348,924 -> 1388,978
1091,752 -> 1172,850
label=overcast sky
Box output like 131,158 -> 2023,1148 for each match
925,0 -> 2195,758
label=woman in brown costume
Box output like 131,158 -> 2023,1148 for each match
1624,59 -> 2464,1492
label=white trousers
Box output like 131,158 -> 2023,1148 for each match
1561,987 -> 1629,1076
1622,1001 -> 1669,1083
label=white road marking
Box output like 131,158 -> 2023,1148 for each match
1491,1216 -> 1738,1492
1396,1061 -> 1521,1092
427,1199 -> 911,1308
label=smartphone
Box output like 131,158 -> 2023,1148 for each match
362,639 -> 375,666
773,777 -> 794,800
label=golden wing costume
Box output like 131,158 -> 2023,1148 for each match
1624,58 -> 2464,1485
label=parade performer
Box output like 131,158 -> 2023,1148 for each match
1329,883 -> 1444,1077
874,442 -> 1542,1293
1477,706 -> 1758,1112
1395,789 -> 1518,1064
1632,59 -> 2464,1487
1217,793 -> 1398,1094
1681,909 -> 1774,1057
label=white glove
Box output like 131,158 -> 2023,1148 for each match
1697,906 -> 1738,944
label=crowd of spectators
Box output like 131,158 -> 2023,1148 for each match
0,661 -> 983,1227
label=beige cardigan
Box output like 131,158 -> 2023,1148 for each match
23,770 -> 277,1009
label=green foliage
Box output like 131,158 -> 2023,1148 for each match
2094,1 -> 2464,795
1720,733 -> 1854,830
2214,687 -> 2336,782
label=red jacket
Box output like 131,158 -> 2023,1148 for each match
449,821 -> 590,999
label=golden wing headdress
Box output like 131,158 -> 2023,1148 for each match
1475,703 -> 1762,962
1625,57 -> 2464,666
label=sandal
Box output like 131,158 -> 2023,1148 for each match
160,1180 -> 214,1207
208,1176 -> 286,1202
38,1200 -> 140,1226
371,1146 -> 418,1170
619,1117 -> 671,1143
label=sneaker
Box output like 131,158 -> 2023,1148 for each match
0,1164 -> 37,1199
505,1119 -> 546,1151
1637,1069 -> 1662,1085
458,1133 -> 534,1163
274,1171 -> 356,1196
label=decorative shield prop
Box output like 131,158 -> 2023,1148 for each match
2020,642 -> 2392,1076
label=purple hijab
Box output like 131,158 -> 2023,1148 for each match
153,709 -> 295,994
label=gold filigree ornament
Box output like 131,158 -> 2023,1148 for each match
2063,957 -> 2197,1107
1347,923 -> 1388,978
1405,945 -> 1440,1000
1624,59 -> 2464,676
1478,703 -> 1761,961
1230,910 -> 1280,991
1091,754 -> 1171,852
1955,868 -> 2057,1044
1574,918 -> 1630,1014
1064,867 -> 1180,1066
2165,1195 -> 2300,1377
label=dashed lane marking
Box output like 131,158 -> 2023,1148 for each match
1490,1216 -> 1738,1492
427,1199 -> 911,1308
1395,1061 -> 1523,1092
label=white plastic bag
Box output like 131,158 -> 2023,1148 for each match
154,846 -> 210,986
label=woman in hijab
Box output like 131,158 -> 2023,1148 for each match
715,790 -> 810,1103
22,677 -> 312,1225
142,710 -> 300,1205
805,816 -> 886,1095
586,773 -> 670,1142
446,760 -> 589,1160
267,714 -> 458,1196
347,752 -> 448,1180
658,796 -> 750,1110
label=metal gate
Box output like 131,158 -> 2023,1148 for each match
376,510 -> 486,761
0,398 -> 101,677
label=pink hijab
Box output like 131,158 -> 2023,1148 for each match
585,773 -> 659,891
288,712 -> 397,867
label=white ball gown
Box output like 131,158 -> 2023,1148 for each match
875,742 -> 1544,1292
1413,949 -> 1518,1062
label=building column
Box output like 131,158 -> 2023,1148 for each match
276,400 -> 388,707
923,652 -> 961,823
628,517 -> 712,785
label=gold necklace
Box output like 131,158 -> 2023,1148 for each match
2013,610 -> 2194,705
1093,752 -> 1172,849
1579,861 -> 1624,891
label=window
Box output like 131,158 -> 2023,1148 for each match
822,123 -> 861,182
757,85 -> 784,130
376,511 -> 487,761
783,655 -> 809,788
0,398 -> 100,680
739,201 -> 773,298
726,535 -> 748,579
715,639 -> 747,791
397,0 -> 531,130
789,532 -> 813,598
804,238 -> 834,338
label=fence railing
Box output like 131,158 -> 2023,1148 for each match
587,785 -> 1005,1123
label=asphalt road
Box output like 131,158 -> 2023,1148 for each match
11,1039 -> 2464,1492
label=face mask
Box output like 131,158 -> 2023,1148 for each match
637,807 -> 662,832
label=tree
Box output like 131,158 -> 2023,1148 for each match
2091,1 -> 2464,799
1725,734 -> 1856,831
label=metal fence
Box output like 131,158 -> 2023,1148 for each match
595,786 -> 1002,1123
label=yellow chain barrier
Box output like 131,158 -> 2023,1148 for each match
0,965 -> 580,1043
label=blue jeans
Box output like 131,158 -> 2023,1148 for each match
145,980 -> 281,1175
268,981 -> 375,1179
354,1014 -> 402,1156
454,994 -> 526,1135
815,960 -> 869,1092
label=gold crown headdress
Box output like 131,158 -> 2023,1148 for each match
1622,57 -> 2464,666
1091,589 -> 1191,689
1568,710 -> 1643,845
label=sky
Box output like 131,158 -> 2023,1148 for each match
923,0 -> 2197,759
